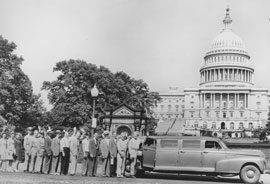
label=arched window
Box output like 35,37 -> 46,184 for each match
230,122 -> 234,130
249,122 -> 253,129
194,121 -> 199,128
239,122 -> 244,129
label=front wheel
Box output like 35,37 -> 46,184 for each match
240,165 -> 261,184
135,170 -> 145,178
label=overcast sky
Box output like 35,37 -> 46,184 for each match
1,0 -> 270,110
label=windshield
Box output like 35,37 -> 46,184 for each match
219,140 -> 229,150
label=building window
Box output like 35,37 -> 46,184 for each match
256,102 -> 261,109
168,105 -> 171,112
239,122 -> 244,129
160,105 -> 164,112
223,112 -> 226,118
194,122 -> 199,128
175,105 -> 179,112
190,112 -> 194,118
206,111 -> 210,118
203,122 -> 207,128
216,111 -> 219,118
249,122 -> 253,129
212,122 -> 216,129
230,112 -> 233,117
240,111 -> 243,118
230,122 -> 234,129
167,114 -> 171,118
256,112 -> 261,118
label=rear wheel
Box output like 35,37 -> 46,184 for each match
240,165 -> 261,184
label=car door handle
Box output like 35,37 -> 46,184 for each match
180,150 -> 185,153
203,151 -> 208,154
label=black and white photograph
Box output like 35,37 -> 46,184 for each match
0,0 -> 270,183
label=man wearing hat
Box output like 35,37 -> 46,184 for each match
100,130 -> 111,177
23,127 -> 33,172
81,132 -> 90,176
43,130 -> 53,174
51,130 -> 61,175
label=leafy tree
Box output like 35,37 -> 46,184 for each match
0,36 -> 45,131
42,59 -> 160,127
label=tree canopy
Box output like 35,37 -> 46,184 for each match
42,59 -> 160,127
0,36 -> 45,131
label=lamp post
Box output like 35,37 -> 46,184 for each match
91,84 -> 99,136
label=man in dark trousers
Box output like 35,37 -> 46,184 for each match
88,132 -> 99,177
43,131 -> 53,174
109,131 -> 117,177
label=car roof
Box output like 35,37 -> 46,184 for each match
144,136 -> 220,141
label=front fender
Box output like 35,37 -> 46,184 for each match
216,157 -> 266,173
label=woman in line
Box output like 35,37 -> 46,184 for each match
14,133 -> 23,172
7,132 -> 16,172
0,133 -> 8,171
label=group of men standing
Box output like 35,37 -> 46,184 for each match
23,126 -> 142,178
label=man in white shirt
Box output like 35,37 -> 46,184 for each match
69,131 -> 81,176
60,131 -> 70,175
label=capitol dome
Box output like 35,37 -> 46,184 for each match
205,8 -> 249,57
200,8 -> 254,87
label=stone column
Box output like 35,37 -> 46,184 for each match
227,93 -> 229,109
246,93 -> 248,108
210,93 -> 212,108
234,93 -> 236,109
220,93 -> 222,109
202,93 -> 205,108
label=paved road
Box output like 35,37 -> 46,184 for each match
0,171 -> 245,184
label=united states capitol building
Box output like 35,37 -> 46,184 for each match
153,9 -> 269,134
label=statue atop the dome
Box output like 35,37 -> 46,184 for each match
223,8 -> 232,30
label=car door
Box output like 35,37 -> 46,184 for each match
179,139 -> 203,171
155,139 -> 179,171
142,138 -> 156,169
202,140 -> 227,172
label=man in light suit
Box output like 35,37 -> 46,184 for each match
100,131 -> 110,177
128,131 -> 141,178
51,130 -> 61,175
116,132 -> 128,177
23,127 -> 33,172
69,131 -> 81,176
88,132 -> 99,177
109,131 -> 117,177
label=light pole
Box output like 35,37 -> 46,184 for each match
91,84 -> 99,136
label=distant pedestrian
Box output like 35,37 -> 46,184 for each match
88,132 -> 99,177
51,130 -> 61,175
100,131 -> 110,177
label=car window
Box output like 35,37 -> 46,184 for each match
205,141 -> 221,150
144,138 -> 156,148
182,140 -> 201,149
160,140 -> 178,149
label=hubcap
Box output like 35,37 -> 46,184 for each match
246,170 -> 255,178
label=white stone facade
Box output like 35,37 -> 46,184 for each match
153,9 -> 269,131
